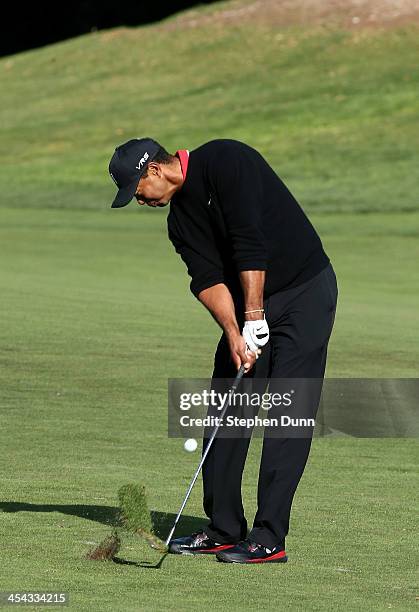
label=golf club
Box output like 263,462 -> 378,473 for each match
164,364 -> 246,547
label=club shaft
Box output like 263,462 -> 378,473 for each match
165,365 -> 246,547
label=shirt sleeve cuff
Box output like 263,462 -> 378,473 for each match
235,260 -> 268,272
190,274 -> 225,298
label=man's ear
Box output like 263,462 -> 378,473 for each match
147,162 -> 161,177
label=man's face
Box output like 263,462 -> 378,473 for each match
134,163 -> 170,208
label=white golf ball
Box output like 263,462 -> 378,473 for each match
184,438 -> 198,452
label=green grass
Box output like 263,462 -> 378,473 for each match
0,1 -> 418,610
1,14 -> 418,212
0,208 -> 417,610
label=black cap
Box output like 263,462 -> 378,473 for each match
109,138 -> 160,208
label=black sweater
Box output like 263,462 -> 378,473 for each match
167,139 -> 329,299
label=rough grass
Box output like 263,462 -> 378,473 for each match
118,484 -> 153,536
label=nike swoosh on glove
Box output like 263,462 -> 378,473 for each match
242,319 -> 270,353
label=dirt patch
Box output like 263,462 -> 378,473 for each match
163,0 -> 419,31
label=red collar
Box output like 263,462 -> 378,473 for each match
176,149 -> 189,180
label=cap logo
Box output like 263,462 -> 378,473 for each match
136,151 -> 149,170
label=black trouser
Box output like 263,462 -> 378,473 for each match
202,263 -> 338,549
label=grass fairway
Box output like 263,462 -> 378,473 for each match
0,0 -> 418,610
0,208 -> 417,610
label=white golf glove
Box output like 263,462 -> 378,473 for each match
242,318 -> 270,354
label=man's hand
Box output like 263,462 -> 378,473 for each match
227,332 -> 260,373
239,269 -> 268,355
242,318 -> 270,353
197,282 -> 262,372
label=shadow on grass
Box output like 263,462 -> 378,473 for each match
0,501 -> 120,526
113,553 -> 169,569
150,510 -> 205,540
0,501 -> 205,537
1,502 -> 206,569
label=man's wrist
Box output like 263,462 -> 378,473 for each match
224,322 -> 241,339
244,311 -> 264,321
244,306 -> 264,321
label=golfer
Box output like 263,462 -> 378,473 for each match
108,137 -> 338,564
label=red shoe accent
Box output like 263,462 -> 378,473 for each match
247,549 -> 287,563
204,544 -> 235,553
